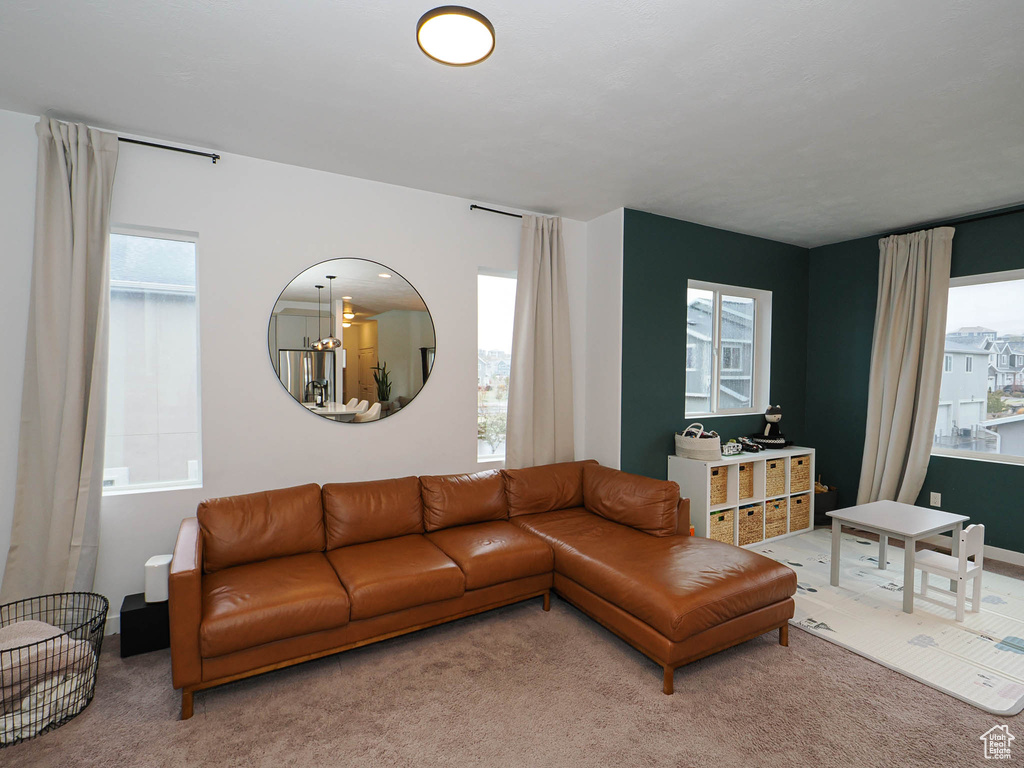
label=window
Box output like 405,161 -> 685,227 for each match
934,269 -> 1024,465
721,344 -> 742,372
685,280 -> 771,417
477,270 -> 516,461
104,231 -> 202,492
685,344 -> 697,370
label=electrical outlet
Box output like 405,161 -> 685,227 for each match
930,492 -> 941,507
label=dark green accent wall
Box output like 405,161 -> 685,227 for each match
806,208 -> 1024,551
620,209 -> 810,479
802,235 -> 878,511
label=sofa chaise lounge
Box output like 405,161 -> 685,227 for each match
169,460 -> 796,718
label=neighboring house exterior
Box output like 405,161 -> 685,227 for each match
982,413 -> 1024,456
477,349 -> 511,388
947,326 -> 997,344
989,340 -> 1024,391
686,295 -> 754,414
935,339 -> 992,450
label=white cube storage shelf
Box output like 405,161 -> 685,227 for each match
668,447 -> 815,548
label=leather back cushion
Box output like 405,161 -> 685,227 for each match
582,464 -> 679,537
420,470 -> 507,531
502,460 -> 598,517
198,484 -> 325,573
322,476 -> 424,549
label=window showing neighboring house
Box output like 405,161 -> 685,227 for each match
686,344 -> 697,371
477,270 -> 516,461
685,281 -> 771,417
934,270 -> 1024,465
104,230 -> 202,493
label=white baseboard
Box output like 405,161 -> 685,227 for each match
105,614 -> 120,636
922,533 -> 1024,567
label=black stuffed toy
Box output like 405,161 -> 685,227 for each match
751,405 -> 788,448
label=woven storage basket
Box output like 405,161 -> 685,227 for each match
709,509 -> 734,545
738,503 -> 764,546
709,465 -> 729,506
790,493 -> 811,531
765,498 -> 788,539
765,459 -> 786,497
790,455 -> 811,493
737,462 -> 754,500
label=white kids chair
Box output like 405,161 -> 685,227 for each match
345,398 -> 359,408
915,524 -> 984,622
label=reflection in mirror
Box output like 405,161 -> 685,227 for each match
268,259 -> 435,422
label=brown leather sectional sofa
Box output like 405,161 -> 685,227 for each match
169,460 -> 796,718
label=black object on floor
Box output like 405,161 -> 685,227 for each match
119,593 -> 169,658
814,488 -> 839,526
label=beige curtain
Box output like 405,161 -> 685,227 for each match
505,215 -> 575,469
1,119 -> 118,600
857,226 -> 954,505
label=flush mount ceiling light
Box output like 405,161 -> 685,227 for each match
417,6 -> 495,66
343,312 -> 355,320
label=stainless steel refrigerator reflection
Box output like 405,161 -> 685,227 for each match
278,349 -> 335,404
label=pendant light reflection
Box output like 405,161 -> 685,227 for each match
310,285 -> 325,350
320,275 -> 342,349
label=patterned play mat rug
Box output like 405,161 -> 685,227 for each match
750,528 -> 1024,714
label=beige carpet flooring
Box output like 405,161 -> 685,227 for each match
4,587 -> 1021,768
7,533 -> 1024,768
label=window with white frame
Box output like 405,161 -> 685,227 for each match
933,269 -> 1024,465
104,230 -> 202,492
477,270 -> 516,461
685,280 -> 771,417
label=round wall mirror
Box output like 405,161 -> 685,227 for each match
268,258 -> 435,422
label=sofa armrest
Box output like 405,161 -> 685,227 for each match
676,498 -> 691,535
169,517 -> 203,689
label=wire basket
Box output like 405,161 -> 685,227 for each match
0,592 -> 108,747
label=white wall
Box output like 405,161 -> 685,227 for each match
584,209 -> 624,468
0,109 -> 38,581
0,109 -> 592,624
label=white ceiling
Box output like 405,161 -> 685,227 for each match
1,1 -> 1023,247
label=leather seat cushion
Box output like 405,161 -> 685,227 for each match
514,509 -> 796,642
501,460 -> 596,517
201,552 -> 350,657
326,535 -> 465,620
426,521 -> 554,590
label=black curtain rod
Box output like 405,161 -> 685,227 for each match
470,204 -> 522,219
118,137 -> 220,164
889,202 -> 1024,238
